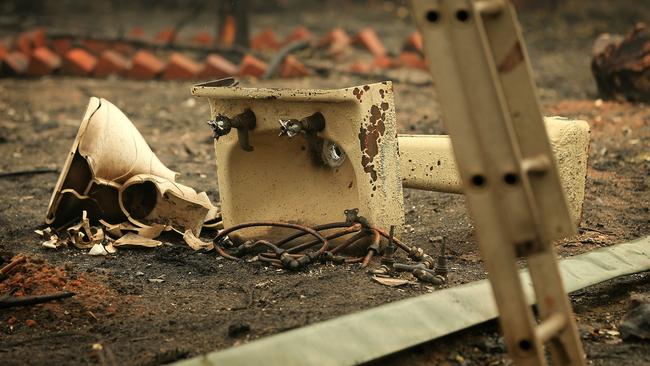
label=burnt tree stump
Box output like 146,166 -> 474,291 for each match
592,23 -> 650,103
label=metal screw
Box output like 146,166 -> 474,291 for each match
434,237 -> 448,278
413,268 -> 445,285
381,225 -> 396,268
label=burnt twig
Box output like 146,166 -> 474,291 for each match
0,255 -> 26,278
0,168 -> 59,179
0,292 -> 75,309
263,40 -> 311,79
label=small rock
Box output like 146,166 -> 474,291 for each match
25,319 -> 37,327
474,336 -> 505,353
620,295 -> 650,341
449,353 -> 466,365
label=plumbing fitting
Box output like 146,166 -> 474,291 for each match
393,262 -> 429,272
361,229 -> 381,268
230,240 -> 256,257
278,112 -> 326,138
278,112 -> 326,167
211,218 -> 440,275
321,251 -> 346,265
280,252 -> 301,270
206,108 -> 257,151
434,237 -> 448,279
407,246 -> 425,261
380,226 -> 397,269
413,268 -> 446,285
321,139 -> 347,168
420,254 -> 436,270
280,250 -> 317,271
217,235 -> 236,249
344,208 -> 370,228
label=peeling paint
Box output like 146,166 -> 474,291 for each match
359,104 -> 387,184
353,87 -> 363,102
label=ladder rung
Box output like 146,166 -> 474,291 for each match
535,313 -> 567,344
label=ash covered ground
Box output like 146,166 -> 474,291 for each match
0,1 -> 649,365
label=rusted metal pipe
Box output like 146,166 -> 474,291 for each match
276,222 -> 353,247
215,245 -> 242,261
287,224 -> 361,254
345,256 -> 365,264
373,227 -> 411,252
215,222 -> 328,252
330,231 -> 368,255
361,229 -> 381,268
214,222 -> 329,266
257,256 -> 283,269
0,255 -> 26,278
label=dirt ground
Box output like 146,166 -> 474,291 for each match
0,1 -> 649,365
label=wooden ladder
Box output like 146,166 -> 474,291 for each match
410,0 -> 586,364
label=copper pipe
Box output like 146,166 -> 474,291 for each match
361,229 -> 381,268
330,231 -> 369,254
253,239 -> 282,253
345,256 -> 365,264
276,222 -> 353,247
373,227 -> 411,252
287,224 -> 361,254
213,221 -> 329,256
215,245 -> 242,261
361,250 -> 375,268
257,256 -> 283,268
259,252 -> 302,259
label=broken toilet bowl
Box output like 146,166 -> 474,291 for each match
193,81 -> 590,243
46,97 -> 178,226
119,174 -> 213,236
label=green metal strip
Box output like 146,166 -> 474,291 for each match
174,236 -> 650,366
